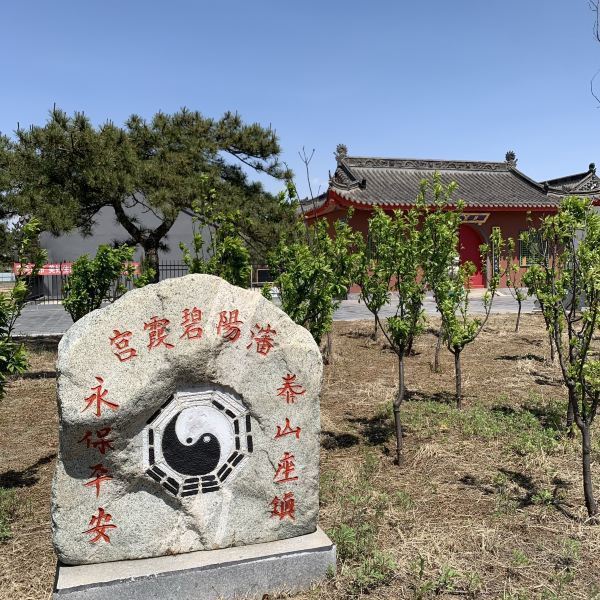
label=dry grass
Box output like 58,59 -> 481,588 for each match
305,315 -> 600,599
0,345 -> 57,600
2,316 -> 600,599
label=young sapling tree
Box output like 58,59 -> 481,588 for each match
519,227 -> 557,362
522,196 -> 600,519
180,175 -> 252,288
368,203 -> 427,464
354,209 -> 391,340
266,202 -> 361,360
503,236 -> 529,332
422,176 -> 502,408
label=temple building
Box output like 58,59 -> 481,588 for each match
301,145 -> 591,288
541,163 -> 600,197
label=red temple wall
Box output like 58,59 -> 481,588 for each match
307,206 -> 555,290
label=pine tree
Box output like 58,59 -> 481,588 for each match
2,108 -> 291,279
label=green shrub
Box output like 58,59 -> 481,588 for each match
0,219 -> 47,399
532,489 -> 554,506
180,196 -> 252,289
266,205 -> 361,348
350,550 -> 396,595
63,245 -> 151,322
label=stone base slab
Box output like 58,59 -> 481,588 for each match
53,528 -> 336,599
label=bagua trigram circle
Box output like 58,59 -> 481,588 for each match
144,387 -> 253,497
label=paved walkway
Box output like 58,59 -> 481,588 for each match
13,289 -> 535,336
14,303 -> 74,336
336,290 -> 535,321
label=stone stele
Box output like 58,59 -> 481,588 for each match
52,274 -> 323,565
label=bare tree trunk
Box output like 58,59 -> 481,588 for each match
454,351 -> 462,409
563,374 -> 576,438
372,314 -> 378,340
142,243 -> 160,283
393,353 -> 405,464
548,331 -> 555,362
580,422 -> 599,519
515,300 -> 522,333
434,325 -> 443,373
567,401 -> 575,432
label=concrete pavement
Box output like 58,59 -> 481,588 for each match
335,290 -> 535,320
14,303 -> 74,336
13,289 -> 534,337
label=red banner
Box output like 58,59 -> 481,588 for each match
13,262 -> 141,276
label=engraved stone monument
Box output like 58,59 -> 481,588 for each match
52,274 -> 335,599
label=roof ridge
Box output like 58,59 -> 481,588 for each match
542,171 -> 594,186
343,156 -> 510,172
507,166 -> 548,193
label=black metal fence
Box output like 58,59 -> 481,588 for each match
159,261 -> 191,280
26,262 -> 271,304
26,262 -> 190,304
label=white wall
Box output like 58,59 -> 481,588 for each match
39,205 -> 210,263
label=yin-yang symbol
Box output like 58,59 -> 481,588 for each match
161,406 -> 234,476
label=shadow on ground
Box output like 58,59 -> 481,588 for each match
20,371 -> 56,379
346,413 -> 393,445
496,353 -> 545,363
459,469 -> 577,520
0,453 -> 56,488
321,431 -> 360,450
340,329 -> 377,341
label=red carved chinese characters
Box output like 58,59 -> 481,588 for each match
82,377 -> 119,417
273,451 -> 299,483
144,316 -> 174,350
78,427 -> 114,455
80,376 -> 120,541
180,307 -> 203,340
276,374 -> 306,404
271,371 -> 305,518
84,464 -> 113,498
271,492 -> 295,520
274,418 -> 301,440
109,329 -> 138,362
217,310 -> 243,342
247,323 -> 276,356
83,508 -> 117,543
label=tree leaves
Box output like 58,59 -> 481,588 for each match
63,245 -> 140,322
267,212 -> 361,346
2,107 -> 290,277
0,219 -> 47,399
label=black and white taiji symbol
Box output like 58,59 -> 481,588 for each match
162,408 -> 224,476
144,388 -> 253,498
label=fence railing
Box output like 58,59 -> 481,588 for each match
25,262 -> 272,304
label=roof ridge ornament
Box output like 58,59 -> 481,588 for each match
505,150 -> 517,167
335,144 -> 348,164
589,162 -> 596,173
344,157 -> 508,171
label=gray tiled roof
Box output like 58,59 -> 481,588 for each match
298,192 -> 328,213
541,164 -> 600,196
328,156 -> 559,209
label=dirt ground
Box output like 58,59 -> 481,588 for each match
1,315 -> 600,599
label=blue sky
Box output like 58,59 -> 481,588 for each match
1,1 -> 598,197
